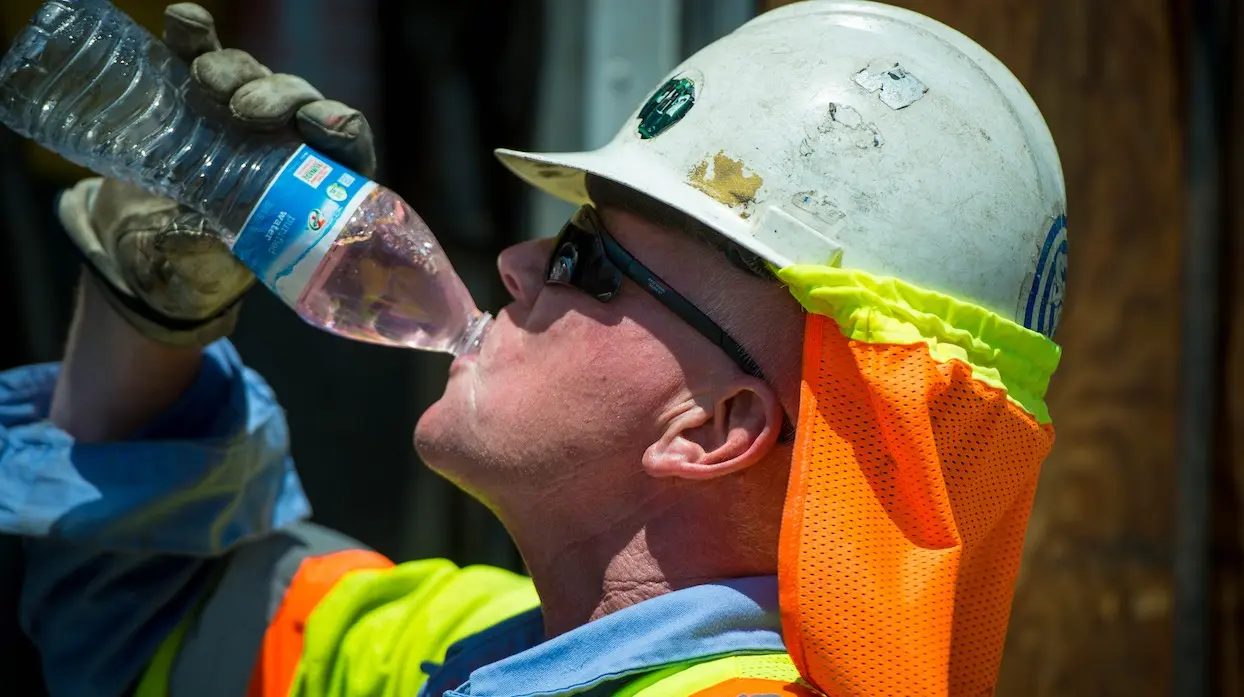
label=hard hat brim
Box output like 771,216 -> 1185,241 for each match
493,146 -> 794,268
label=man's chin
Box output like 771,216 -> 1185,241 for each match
413,396 -> 475,472
413,405 -> 491,500
414,363 -> 478,452
413,400 -> 449,463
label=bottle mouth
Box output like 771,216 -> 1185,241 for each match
450,312 -> 492,358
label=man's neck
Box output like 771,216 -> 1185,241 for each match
525,527 -> 695,637
502,495 -> 776,638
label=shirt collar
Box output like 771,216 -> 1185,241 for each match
429,575 -> 783,697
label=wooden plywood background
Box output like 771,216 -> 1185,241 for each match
760,1 -> 1186,694
1220,1 -> 1244,692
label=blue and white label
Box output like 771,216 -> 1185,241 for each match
233,145 -> 376,304
1023,214 -> 1068,339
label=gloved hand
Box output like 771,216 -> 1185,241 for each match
57,2 -> 377,347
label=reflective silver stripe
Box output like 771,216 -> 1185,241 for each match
168,522 -> 368,696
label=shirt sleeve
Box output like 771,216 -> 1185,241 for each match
0,339 -> 309,553
0,339 -> 311,697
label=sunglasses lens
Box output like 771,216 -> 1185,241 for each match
544,217 -> 622,301
547,240 -> 578,285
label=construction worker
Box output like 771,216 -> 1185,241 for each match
0,1 -> 1067,695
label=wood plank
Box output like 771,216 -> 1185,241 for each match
760,2 -> 1183,694
1218,0 -> 1244,691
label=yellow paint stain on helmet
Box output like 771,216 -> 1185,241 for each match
688,151 -> 763,216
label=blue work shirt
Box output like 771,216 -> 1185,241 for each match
421,576 -> 784,696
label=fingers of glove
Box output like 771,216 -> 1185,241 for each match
229,74 -> 324,131
190,49 -> 272,104
163,3 -> 222,62
296,101 -> 378,178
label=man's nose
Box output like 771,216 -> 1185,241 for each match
497,237 -> 554,305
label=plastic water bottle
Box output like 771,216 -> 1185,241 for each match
0,0 -> 491,356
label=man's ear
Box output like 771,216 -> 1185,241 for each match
642,376 -> 783,480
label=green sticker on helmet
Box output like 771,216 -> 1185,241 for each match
637,77 -> 696,139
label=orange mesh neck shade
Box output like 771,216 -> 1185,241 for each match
778,313 -> 1055,696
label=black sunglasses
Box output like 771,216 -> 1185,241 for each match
545,205 -> 796,444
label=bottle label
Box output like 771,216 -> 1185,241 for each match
233,144 -> 376,304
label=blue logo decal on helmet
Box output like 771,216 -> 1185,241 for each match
1024,215 -> 1068,339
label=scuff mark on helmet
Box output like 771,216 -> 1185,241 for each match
820,103 -> 885,149
853,61 -> 928,110
688,151 -> 764,217
792,191 -> 846,227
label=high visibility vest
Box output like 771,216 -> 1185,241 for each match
612,653 -> 821,696
130,524 -> 815,697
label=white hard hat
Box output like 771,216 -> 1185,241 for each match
496,0 -> 1068,338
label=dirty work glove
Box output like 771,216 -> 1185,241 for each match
57,2 -> 377,348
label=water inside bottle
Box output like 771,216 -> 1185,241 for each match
295,186 -> 491,356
